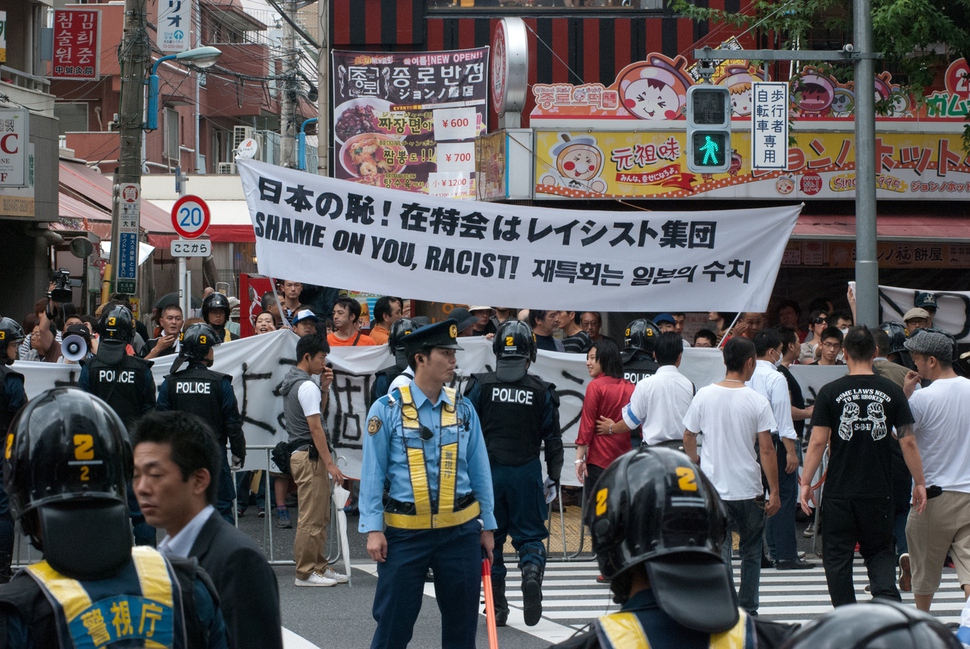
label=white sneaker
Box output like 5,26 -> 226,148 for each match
323,567 -> 349,584
294,572 -> 338,587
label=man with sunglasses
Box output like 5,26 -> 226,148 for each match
799,310 -> 830,364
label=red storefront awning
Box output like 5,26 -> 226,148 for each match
791,213 -> 970,242
59,161 -> 178,246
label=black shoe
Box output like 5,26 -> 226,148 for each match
495,609 -> 508,627
775,558 -> 816,570
522,565 -> 543,627
761,554 -> 773,569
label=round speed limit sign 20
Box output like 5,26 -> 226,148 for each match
171,195 -> 211,239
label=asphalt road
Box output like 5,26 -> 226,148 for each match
236,501 -> 559,648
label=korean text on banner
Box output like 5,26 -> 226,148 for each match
237,158 -> 802,312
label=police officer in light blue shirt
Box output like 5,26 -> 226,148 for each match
360,318 -> 496,649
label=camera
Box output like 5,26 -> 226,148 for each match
50,268 -> 73,303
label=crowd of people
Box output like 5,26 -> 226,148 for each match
0,276 -> 967,648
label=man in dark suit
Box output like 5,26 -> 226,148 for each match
132,410 -> 284,649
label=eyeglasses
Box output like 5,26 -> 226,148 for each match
821,341 -> 841,349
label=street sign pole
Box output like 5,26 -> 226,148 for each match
170,192 -> 211,320
177,175 -> 188,321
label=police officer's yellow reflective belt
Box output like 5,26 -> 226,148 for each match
595,609 -> 753,649
27,546 -> 177,649
385,385 -> 480,530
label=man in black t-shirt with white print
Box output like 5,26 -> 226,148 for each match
800,326 -> 927,607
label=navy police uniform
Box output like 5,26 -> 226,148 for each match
622,350 -> 660,385
464,369 -> 562,624
360,321 -> 495,649
157,363 -> 245,524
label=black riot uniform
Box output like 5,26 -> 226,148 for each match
0,318 -> 26,584
0,388 -> 227,649
78,304 -> 157,546
157,323 -> 245,524
465,320 -> 563,627
553,447 -> 795,649
620,319 -> 661,384
78,304 -> 157,428
369,318 -> 418,405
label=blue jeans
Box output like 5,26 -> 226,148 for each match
371,520 -> 482,649
490,458 -> 548,584
721,498 -> 765,614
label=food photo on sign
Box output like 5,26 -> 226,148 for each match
331,48 -> 488,199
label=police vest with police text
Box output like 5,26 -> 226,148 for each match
622,353 -> 660,385
471,373 -> 550,467
166,366 -> 227,442
0,548 -> 216,649
86,354 -> 154,427
30,547 -> 177,648
595,608 -> 754,649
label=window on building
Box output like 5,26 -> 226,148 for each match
54,103 -> 89,135
428,0 -> 662,10
164,108 -> 180,161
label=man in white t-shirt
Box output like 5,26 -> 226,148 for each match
595,332 -> 694,449
900,330 -> 970,612
683,337 -> 780,615
749,330 -> 814,571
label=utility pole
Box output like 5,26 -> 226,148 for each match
852,0 -> 879,327
280,0 -> 298,167
696,24 -> 882,326
316,0 -> 329,176
109,0 -> 150,295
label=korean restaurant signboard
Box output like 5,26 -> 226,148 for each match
51,9 -> 101,81
331,48 -> 489,200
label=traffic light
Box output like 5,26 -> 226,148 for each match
686,85 -> 732,174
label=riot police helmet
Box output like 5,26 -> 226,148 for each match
180,322 -> 221,363
587,446 -> 735,634
389,318 -> 418,370
777,600 -> 961,649
201,292 -> 232,325
4,387 -> 133,580
97,303 -> 135,344
878,321 -> 908,356
492,320 -> 537,383
623,318 -> 660,357
0,317 -> 25,364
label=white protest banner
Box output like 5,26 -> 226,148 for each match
238,158 -> 802,312
877,284 -> 970,342
13,332 -> 846,487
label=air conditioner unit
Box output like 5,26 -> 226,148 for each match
233,126 -> 255,150
217,162 -> 236,175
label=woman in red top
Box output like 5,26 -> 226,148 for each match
575,339 -> 635,496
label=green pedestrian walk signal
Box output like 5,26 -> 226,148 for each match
686,85 -> 732,173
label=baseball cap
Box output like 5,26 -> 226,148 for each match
654,313 -> 675,325
904,330 -> 953,362
448,308 -> 479,333
903,307 -> 930,323
292,309 -> 319,325
914,292 -> 938,311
